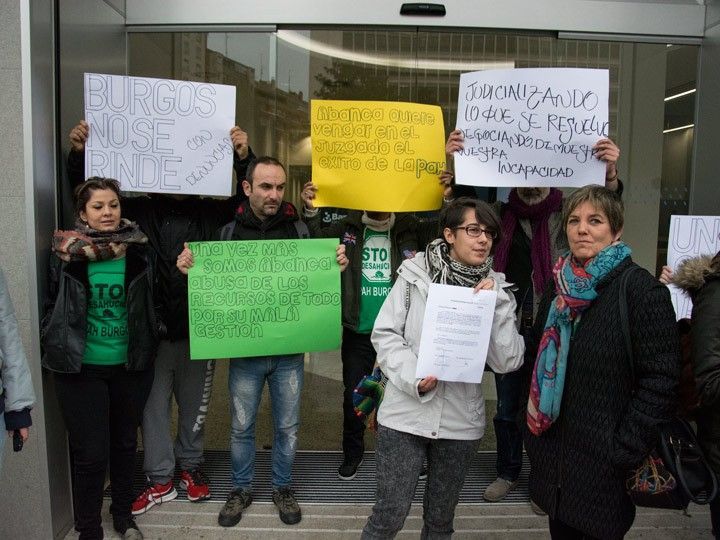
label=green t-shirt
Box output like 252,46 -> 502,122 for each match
84,258 -> 129,365
357,228 -> 392,334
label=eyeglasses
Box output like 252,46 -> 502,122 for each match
452,224 -> 497,239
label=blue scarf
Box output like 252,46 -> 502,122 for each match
527,242 -> 632,435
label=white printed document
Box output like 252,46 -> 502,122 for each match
416,284 -> 497,383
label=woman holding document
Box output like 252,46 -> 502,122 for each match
523,185 -> 679,539
362,197 -> 525,539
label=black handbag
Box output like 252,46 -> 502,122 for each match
618,266 -> 718,509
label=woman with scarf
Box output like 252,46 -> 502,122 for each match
300,182 -> 443,481
523,185 -> 680,539
361,197 -> 525,539
446,130 -> 621,505
42,177 -> 159,540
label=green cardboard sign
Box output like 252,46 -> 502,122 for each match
188,239 -> 341,359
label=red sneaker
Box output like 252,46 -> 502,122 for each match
180,469 -> 211,502
131,481 -> 177,515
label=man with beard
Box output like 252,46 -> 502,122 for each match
176,156 -> 348,529
445,130 -> 621,508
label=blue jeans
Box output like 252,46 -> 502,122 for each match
228,355 -> 304,490
493,369 -> 523,482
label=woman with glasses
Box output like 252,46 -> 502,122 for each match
361,197 -> 525,539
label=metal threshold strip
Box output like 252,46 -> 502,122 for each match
111,450 -> 530,504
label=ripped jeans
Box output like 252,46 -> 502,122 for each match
228,355 -> 304,490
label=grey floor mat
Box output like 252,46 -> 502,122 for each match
115,450 -> 530,504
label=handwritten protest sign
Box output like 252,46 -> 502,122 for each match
454,68 -> 609,188
187,239 -> 341,359
667,215 -> 720,320
311,100 -> 446,212
84,73 -> 236,196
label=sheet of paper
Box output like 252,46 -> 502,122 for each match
454,67 -> 608,188
416,284 -> 497,383
666,215 -> 720,320
84,73 -> 236,196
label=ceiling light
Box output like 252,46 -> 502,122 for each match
276,30 -> 514,72
663,124 -> 694,134
664,89 -> 696,102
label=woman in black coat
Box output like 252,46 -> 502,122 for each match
523,185 -> 680,539
673,250 -> 720,538
42,177 -> 158,540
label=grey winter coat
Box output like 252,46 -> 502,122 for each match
0,268 -> 35,430
372,253 -> 525,441
673,251 -> 720,473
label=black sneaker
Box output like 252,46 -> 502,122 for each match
418,467 -> 428,480
218,488 -> 253,527
338,456 -> 363,480
113,517 -> 143,539
272,486 -> 302,525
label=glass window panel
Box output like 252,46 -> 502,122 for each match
125,28 -> 698,450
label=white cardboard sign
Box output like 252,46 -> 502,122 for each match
454,68 -> 609,188
667,215 -> 720,320
84,73 -> 236,196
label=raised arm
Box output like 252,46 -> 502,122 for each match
67,120 -> 89,187
594,138 -> 621,192
299,181 -> 349,239
230,125 -> 255,194
442,130 -> 480,199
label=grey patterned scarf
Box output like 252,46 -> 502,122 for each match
425,238 -> 493,287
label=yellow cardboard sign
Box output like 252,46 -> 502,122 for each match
311,100 -> 446,212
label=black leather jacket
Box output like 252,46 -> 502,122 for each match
306,211 -> 437,331
41,245 -> 159,373
68,149 -> 254,340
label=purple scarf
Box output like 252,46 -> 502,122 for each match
493,188 -> 563,293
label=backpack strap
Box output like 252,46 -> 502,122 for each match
617,264 -> 644,379
220,221 -> 307,240
219,222 -> 235,241
294,220 -> 310,239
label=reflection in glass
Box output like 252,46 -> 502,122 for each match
127,29 -> 698,450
